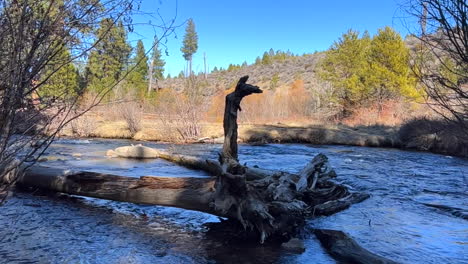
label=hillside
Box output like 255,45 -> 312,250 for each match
158,52 -> 327,95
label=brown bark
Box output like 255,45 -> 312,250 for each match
15,148 -> 369,244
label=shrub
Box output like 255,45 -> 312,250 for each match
69,114 -> 98,137
119,102 -> 142,136
154,88 -> 205,142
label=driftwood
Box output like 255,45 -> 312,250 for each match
17,166 -> 216,213
13,76 -> 370,244
108,145 -> 223,176
209,76 -> 370,242
314,229 -> 399,264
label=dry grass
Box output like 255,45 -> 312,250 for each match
341,100 -> 432,127
56,109 -> 468,158
240,124 -> 399,147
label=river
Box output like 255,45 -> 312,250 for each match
0,138 -> 467,263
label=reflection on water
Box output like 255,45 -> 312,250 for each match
0,138 -> 467,263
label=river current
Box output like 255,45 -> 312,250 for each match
0,139 -> 466,263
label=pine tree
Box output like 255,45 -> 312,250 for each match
181,18 -> 198,77
213,66 -> 218,72
148,37 -> 165,93
367,26 -> 417,106
134,40 -> 149,80
40,43 -> 79,100
86,19 -> 131,94
268,48 -> 275,57
255,56 -> 262,65
126,39 -> 149,97
262,51 -> 272,65
178,71 -> 185,78
318,29 -> 371,110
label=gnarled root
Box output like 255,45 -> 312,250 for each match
213,153 -> 368,243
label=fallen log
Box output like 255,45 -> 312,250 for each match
107,145 -> 222,176
107,144 -> 276,181
18,166 -> 216,214
17,150 -> 368,242
314,229 -> 399,264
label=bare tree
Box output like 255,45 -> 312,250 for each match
405,0 -> 467,137
0,0 -> 177,201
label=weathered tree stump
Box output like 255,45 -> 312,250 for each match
221,75 -> 262,162
207,76 -> 369,242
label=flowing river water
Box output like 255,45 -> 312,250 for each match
0,138 -> 467,263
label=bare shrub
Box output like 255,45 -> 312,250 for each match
118,102 -> 142,136
207,77 -> 336,125
69,114 -> 98,137
0,0 -> 176,200
154,84 -> 206,142
341,100 -> 429,127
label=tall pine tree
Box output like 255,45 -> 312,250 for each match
133,40 -> 149,81
86,19 -> 131,94
148,37 -> 165,94
367,26 -> 418,106
318,29 -> 372,110
181,18 -> 198,76
127,39 -> 149,97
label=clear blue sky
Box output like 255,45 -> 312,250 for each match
129,0 -> 412,77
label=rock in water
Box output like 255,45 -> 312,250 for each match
314,229 -> 398,264
108,144 -> 160,159
281,238 -> 306,253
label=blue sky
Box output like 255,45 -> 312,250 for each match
129,0 -> 413,77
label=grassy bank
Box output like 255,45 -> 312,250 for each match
57,116 -> 467,158
59,117 -> 398,145
60,119 -> 398,147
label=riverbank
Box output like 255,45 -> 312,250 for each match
58,118 -> 467,158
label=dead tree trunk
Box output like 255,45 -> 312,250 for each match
221,76 -> 262,162
16,152 -> 367,242
17,166 -> 216,214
